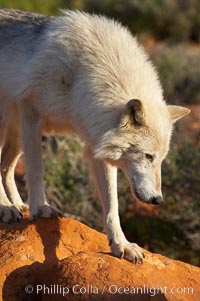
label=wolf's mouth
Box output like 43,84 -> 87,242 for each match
127,175 -> 151,204
133,187 -> 162,205
132,187 -> 147,204
128,177 -> 147,203
135,192 -> 146,203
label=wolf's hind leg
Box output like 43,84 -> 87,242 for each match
1,129 -> 25,209
20,100 -> 62,220
86,150 -> 145,263
0,122 -> 22,223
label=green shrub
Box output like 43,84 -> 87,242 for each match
154,45 -> 200,104
66,0 -> 200,42
0,0 -> 63,14
44,137 -> 89,208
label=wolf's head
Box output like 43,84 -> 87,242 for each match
95,99 -> 190,205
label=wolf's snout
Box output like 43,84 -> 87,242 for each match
150,196 -> 163,205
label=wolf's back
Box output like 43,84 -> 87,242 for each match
0,9 -> 51,47
0,8 -> 49,27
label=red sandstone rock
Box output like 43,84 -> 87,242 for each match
0,214 -> 199,301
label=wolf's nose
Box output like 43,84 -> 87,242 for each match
151,196 -> 163,205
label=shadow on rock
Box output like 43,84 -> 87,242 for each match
2,216 -> 60,301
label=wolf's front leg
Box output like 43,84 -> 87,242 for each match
20,101 -> 62,220
87,155 -> 145,263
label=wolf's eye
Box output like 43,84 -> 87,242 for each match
145,154 -> 154,162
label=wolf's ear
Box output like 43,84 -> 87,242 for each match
123,99 -> 144,126
168,105 -> 190,123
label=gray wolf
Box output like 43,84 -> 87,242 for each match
0,9 -> 190,263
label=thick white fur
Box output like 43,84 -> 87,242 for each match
0,9 -> 190,262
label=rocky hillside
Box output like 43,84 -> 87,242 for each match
0,214 -> 199,301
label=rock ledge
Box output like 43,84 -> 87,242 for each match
0,215 -> 199,300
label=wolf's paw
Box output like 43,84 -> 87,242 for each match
0,205 -> 23,223
29,204 -> 63,221
15,203 -> 28,212
110,240 -> 145,264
